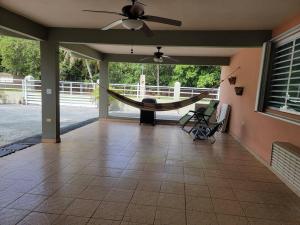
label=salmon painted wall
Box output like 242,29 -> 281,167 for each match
220,14 -> 300,163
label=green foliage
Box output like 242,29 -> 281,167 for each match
0,36 -> 221,87
0,36 -> 40,78
170,65 -> 221,87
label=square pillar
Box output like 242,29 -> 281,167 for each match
40,41 -> 60,143
99,60 -> 109,118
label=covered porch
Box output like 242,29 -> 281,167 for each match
0,0 -> 300,224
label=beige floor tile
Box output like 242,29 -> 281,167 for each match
241,202 -> 300,222
136,180 -> 161,192
0,208 -> 30,225
52,215 -> 89,225
29,182 -> 63,196
0,191 -> 24,208
88,218 -> 121,225
186,196 -> 214,212
79,186 -> 110,200
209,186 -> 237,200
116,178 -> 139,190
185,184 -> 210,197
184,175 -> 207,185
213,199 -> 244,216
154,207 -> 186,225
184,167 -> 204,177
104,189 -> 134,203
43,173 -> 75,183
205,177 -> 231,188
247,217 -> 300,225
186,210 -> 218,225
34,196 -> 74,214
17,212 -> 59,225
1,121 -> 300,225
160,182 -> 185,195
91,177 -> 120,188
93,201 -> 128,220
158,193 -> 185,209
63,199 -> 100,217
120,222 -> 149,225
8,193 -> 47,210
131,191 -> 159,206
4,179 -> 39,193
67,175 -> 96,185
52,183 -> 88,198
216,214 -> 248,225
123,204 -> 156,224
80,167 -> 123,177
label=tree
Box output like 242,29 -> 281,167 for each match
0,36 -> 221,87
0,36 -> 40,78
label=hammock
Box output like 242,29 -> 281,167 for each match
107,89 -> 209,111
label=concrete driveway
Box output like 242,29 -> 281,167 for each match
0,104 -> 99,146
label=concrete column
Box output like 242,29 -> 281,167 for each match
40,41 -> 60,143
99,60 -> 109,118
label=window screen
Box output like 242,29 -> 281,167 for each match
267,36 -> 300,114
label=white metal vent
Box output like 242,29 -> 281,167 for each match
271,142 -> 300,195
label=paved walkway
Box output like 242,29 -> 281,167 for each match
0,105 -> 98,146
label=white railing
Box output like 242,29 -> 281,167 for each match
0,79 -> 220,107
109,83 -> 220,99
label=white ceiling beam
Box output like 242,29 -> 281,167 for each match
0,7 -> 48,40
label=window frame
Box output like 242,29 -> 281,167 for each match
256,26 -> 300,125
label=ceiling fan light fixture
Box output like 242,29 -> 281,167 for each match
154,57 -> 163,63
122,19 -> 143,30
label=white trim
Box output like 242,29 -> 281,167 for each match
257,112 -> 300,126
255,42 -> 267,111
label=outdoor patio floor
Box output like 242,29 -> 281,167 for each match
0,120 -> 299,225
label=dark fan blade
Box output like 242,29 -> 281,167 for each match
82,10 -> 123,16
140,57 -> 152,62
102,20 -> 123,30
163,55 -> 179,62
142,15 -> 182,26
141,22 -> 154,37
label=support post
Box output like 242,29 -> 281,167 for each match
99,60 -> 109,118
40,41 -> 60,143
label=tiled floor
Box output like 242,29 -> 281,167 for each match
0,120 -> 299,225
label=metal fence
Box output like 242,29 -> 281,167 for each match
0,79 -> 219,107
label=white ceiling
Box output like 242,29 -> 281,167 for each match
1,0 -> 299,58
1,0 -> 300,30
87,44 -> 240,57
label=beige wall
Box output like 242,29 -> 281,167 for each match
220,14 -> 300,164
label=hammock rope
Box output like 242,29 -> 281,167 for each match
106,89 -> 209,111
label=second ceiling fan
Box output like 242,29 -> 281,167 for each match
140,47 -> 178,63
83,0 -> 182,36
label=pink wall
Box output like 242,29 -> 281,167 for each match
220,13 -> 300,164
220,49 -> 300,163
273,13 -> 300,37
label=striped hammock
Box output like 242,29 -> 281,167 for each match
107,89 -> 209,111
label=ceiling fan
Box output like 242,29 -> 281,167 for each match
83,0 -> 182,36
140,47 -> 178,63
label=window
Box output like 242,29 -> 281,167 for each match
266,36 -> 300,114
256,30 -> 300,123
